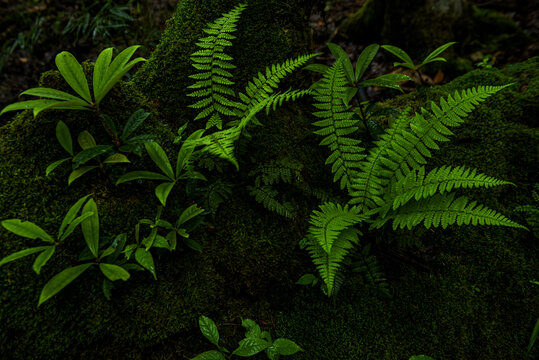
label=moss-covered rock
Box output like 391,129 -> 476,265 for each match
134,0 -> 313,125
274,58 -> 539,359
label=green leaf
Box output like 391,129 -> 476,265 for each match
144,142 -> 175,179
296,273 -> 317,285
242,318 -> 261,338
32,246 -> 55,274
135,248 -> 156,279
121,109 -> 150,140
409,356 -> 435,360
191,350 -> 226,360
21,87 -> 87,103
73,145 -> 113,165
0,246 -> 50,267
421,42 -> 456,65
99,263 -> 130,281
359,74 -> 412,91
116,171 -> 171,185
101,114 -> 118,138
77,131 -> 97,150
327,43 -> 354,83
103,153 -> 130,163
355,44 -> 379,82
166,231 -> 177,251
183,237 -> 202,252
58,194 -> 91,238
38,263 -> 93,306
176,129 -> 204,178
46,158 -> 71,176
0,99 -> 63,117
381,45 -> 414,66
199,315 -> 220,346
1,219 -> 54,242
93,48 -> 113,102
272,338 -> 302,355
528,317 -> 539,354
56,120 -> 73,155
177,204 -> 204,227
55,51 -> 92,103
81,198 -> 99,258
97,45 -> 145,104
232,337 -> 270,357
303,63 -> 329,74
68,166 -> 98,185
59,212 -> 94,242
155,182 -> 175,206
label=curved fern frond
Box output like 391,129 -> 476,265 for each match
350,85 -> 510,211
237,54 -> 318,115
388,165 -> 515,210
185,127 -> 241,169
312,59 -> 366,190
351,244 -> 390,297
265,89 -> 313,115
374,193 -> 527,230
248,185 -> 295,218
307,228 -> 360,296
187,3 -> 247,129
308,202 -> 365,253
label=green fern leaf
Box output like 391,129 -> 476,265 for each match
311,59 -> 365,190
376,193 -> 526,230
248,185 -> 295,218
188,3 -> 247,129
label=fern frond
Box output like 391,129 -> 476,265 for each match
374,193 -> 526,230
265,89 -> 313,115
307,228 -> 360,296
388,165 -> 515,210
350,85 -> 509,211
203,179 -> 233,215
248,185 -> 295,218
308,202 -> 365,253
185,127 -> 241,169
249,157 -> 303,186
351,245 -> 390,297
187,3 -> 247,129
237,54 -> 318,115
312,59 -> 365,190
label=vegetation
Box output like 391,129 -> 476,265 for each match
0,1 -> 537,359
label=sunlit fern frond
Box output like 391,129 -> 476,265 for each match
187,3 -> 247,130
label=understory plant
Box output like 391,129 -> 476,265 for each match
304,54 -> 526,296
192,315 -> 302,360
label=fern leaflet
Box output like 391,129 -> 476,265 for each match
248,185 -> 295,218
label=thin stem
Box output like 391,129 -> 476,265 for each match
354,91 -> 373,142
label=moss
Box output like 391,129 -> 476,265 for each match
273,57 -> 539,359
134,0 -> 312,126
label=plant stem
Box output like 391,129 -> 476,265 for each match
354,91 -> 373,142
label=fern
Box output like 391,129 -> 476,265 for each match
305,80 -> 524,296
203,179 -> 233,216
373,193 -> 527,230
247,185 -> 295,218
386,165 -> 515,211
187,3 -> 246,130
351,244 -> 390,297
349,85 -> 510,211
306,228 -> 360,296
312,59 -> 365,190
264,89 -> 313,115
